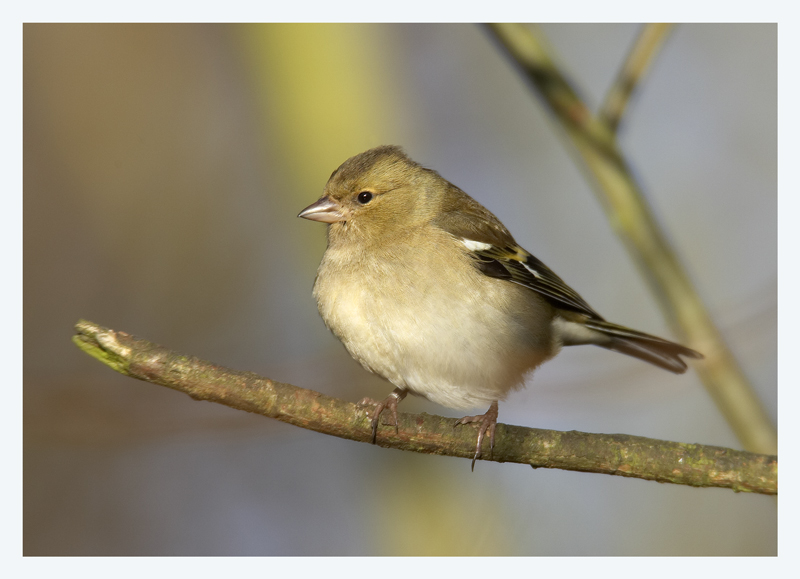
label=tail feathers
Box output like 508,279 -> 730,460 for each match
583,319 -> 703,374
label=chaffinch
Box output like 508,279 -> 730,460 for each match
299,145 -> 702,469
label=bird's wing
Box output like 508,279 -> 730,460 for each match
468,242 -> 603,319
432,192 -> 603,319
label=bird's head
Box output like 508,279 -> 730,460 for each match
299,145 -> 441,242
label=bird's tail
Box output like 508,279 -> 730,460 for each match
582,319 -> 703,374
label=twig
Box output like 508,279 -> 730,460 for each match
599,23 -> 674,132
483,23 -> 777,455
72,320 -> 777,495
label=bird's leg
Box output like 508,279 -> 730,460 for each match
454,401 -> 499,471
357,387 -> 408,443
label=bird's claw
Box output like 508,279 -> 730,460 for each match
358,388 -> 407,443
454,401 -> 499,471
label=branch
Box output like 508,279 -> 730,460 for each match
483,23 -> 777,455
72,320 -> 777,495
599,23 -> 674,133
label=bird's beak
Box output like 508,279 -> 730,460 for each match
298,196 -> 346,223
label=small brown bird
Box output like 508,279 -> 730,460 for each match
299,145 -> 702,469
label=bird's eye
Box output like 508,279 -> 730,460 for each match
357,191 -> 373,205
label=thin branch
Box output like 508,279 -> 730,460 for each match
483,23 -> 777,455
72,320 -> 777,495
599,23 -> 674,133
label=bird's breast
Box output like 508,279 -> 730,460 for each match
312,239 -> 559,409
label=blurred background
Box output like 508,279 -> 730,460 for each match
24,23 -> 776,556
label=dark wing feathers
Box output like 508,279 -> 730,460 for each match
432,185 -> 602,318
473,244 -> 603,318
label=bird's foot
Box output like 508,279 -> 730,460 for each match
357,387 -> 407,443
454,401 -> 499,471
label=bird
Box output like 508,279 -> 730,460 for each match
299,145 -> 702,469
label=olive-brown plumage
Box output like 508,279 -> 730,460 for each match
299,145 -> 702,468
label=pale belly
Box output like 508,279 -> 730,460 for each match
313,252 -> 558,410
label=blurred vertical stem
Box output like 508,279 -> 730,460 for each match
599,23 -> 674,132
234,24 -> 398,258
236,23 -> 391,187
485,23 -> 776,455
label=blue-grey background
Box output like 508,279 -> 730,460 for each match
24,23 -> 776,555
